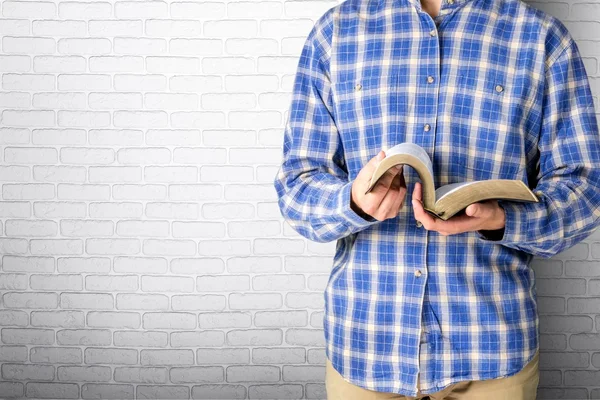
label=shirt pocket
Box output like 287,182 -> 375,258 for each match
448,67 -> 523,181
332,73 -> 406,171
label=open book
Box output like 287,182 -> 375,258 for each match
365,142 -> 539,221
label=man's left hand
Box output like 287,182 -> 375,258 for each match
411,181 -> 506,235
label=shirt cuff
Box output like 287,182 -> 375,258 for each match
338,180 -> 379,228
476,200 -> 527,244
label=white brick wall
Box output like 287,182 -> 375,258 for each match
0,0 -> 599,399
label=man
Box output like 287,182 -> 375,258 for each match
273,0 -> 600,397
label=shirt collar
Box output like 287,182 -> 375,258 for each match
406,0 -> 474,13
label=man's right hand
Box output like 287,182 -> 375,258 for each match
350,150 -> 407,221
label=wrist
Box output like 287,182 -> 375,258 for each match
350,191 -> 374,221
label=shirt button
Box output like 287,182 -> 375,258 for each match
355,83 -> 362,91
416,220 -> 423,228
415,270 -> 422,277
424,123 -> 431,131
448,0 -> 454,4
429,29 -> 437,37
495,84 -> 504,92
427,76 -> 434,83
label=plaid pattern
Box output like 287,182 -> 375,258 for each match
274,0 -> 600,396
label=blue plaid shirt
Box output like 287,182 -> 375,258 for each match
274,0 -> 600,396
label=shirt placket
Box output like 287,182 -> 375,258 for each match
410,0 -> 462,391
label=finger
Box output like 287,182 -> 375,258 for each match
369,165 -> 403,208
359,150 -> 386,181
371,170 -> 402,219
373,164 -> 403,194
411,185 -> 438,229
391,183 -> 407,217
379,173 -> 407,219
412,181 -> 422,203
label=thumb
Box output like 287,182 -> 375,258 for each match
363,150 -> 385,174
465,203 -> 483,217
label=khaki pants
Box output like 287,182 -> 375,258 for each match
325,349 -> 539,400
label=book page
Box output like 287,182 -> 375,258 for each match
433,179 -> 539,220
435,181 -> 478,202
386,142 -> 433,179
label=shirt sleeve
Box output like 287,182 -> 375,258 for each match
476,38 -> 600,258
273,25 -> 380,243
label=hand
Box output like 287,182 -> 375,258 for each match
411,181 -> 506,235
350,150 -> 407,221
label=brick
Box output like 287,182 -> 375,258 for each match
170,367 -> 223,383
571,3 -> 600,21
197,275 -> 250,292
306,383 -> 326,399
114,1 -> 168,18
114,331 -> 168,348
286,329 -> 325,346
31,311 -> 84,328
539,334 -> 567,351
85,348 -> 138,365
171,331 -> 224,348
248,384 -> 303,399
227,256 -> 281,273
171,257 -> 224,274
229,293 -> 282,310
252,274 -> 305,291
0,274 -> 27,290
143,312 -> 196,329
87,311 -> 141,329
567,297 -> 600,314
86,275 -> 138,291
252,347 -> 305,364
30,274 -> 82,290
57,329 -> 111,346
539,315 -> 593,333
58,38 -> 111,55
539,352 -> 589,369
0,346 -> 27,362
32,128 -> 86,144
204,20 -> 257,37
136,386 -> 189,399
227,329 -> 283,346
26,382 -> 79,399
59,2 -> 111,19
226,366 -> 280,383
0,310 -> 28,326
142,239 -> 196,256
3,292 -> 58,309
171,2 -> 225,18
146,20 -> 202,37
199,312 -> 252,329
81,384 -> 134,400
191,384 -> 246,399
171,294 -> 226,311
198,240 -> 252,256
2,363 -> 54,380
31,347 -> 82,364
564,370 -> 600,386
308,348 -> 326,364
142,276 -> 194,292
57,366 -> 111,382
116,294 -> 168,310
89,20 -> 143,36
197,348 -> 250,365
286,292 -> 324,309
537,296 -> 565,314
140,349 -> 194,365
0,382 -> 23,398
565,261 -> 600,277
114,367 -> 167,384
282,365 -> 325,382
